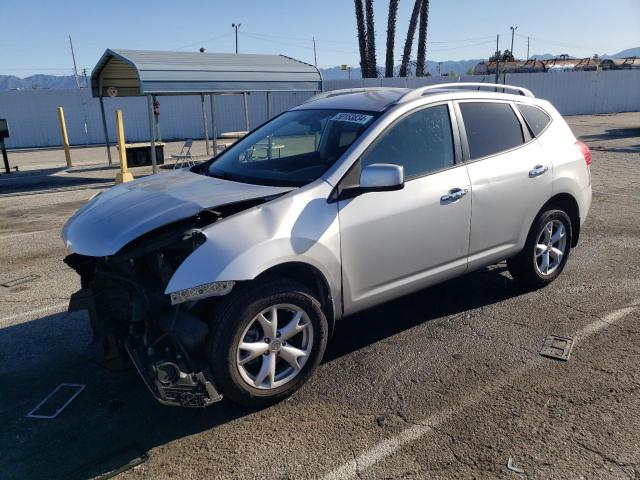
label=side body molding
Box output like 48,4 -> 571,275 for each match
165,180 -> 343,318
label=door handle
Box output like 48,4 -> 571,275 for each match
529,164 -> 549,177
440,188 -> 468,203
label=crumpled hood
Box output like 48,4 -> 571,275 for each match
62,170 -> 293,256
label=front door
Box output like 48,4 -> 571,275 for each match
338,104 -> 472,314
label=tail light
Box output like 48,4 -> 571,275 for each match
576,140 -> 591,167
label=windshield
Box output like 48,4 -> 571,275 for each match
206,109 -> 379,187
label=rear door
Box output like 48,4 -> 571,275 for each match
456,100 -> 553,270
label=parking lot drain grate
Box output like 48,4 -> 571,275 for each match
507,457 -> 525,474
1,274 -> 40,287
26,383 -> 86,419
540,335 -> 574,361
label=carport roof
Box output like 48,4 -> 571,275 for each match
90,49 -> 322,97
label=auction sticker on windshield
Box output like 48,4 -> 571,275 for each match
331,112 -> 374,124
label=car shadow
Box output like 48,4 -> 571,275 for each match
0,264 -> 525,479
579,127 -> 640,142
590,144 -> 640,155
324,263 -> 524,363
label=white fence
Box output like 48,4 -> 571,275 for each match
324,70 -> 640,116
1,70 -> 638,149
0,89 -> 312,149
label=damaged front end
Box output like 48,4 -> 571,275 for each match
65,210 -> 227,408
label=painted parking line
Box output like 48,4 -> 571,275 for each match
0,228 -> 59,241
0,302 -> 69,328
321,302 -> 639,480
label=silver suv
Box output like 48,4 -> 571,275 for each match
63,83 -> 592,407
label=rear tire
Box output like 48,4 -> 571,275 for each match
507,209 -> 572,289
208,277 -> 328,408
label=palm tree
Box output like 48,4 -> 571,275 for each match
415,0 -> 429,76
364,0 -> 377,77
365,0 -> 377,77
399,0 -> 422,77
385,0 -> 399,77
354,0 -> 370,77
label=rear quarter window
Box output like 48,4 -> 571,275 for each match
459,102 -> 525,160
517,104 -> 552,137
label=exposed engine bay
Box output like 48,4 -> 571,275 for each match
65,198 -> 271,407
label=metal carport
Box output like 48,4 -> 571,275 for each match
90,49 -> 323,173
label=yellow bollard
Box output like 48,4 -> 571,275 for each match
56,107 -> 73,168
114,109 -> 134,184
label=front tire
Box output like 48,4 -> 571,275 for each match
208,278 -> 328,408
507,209 -> 572,289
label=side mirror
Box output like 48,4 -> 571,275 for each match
359,163 -> 404,193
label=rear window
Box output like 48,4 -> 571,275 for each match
459,102 -> 525,159
517,104 -> 551,137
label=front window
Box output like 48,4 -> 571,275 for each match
206,109 -> 378,186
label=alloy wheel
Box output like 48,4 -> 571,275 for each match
236,304 -> 314,390
534,219 -> 567,276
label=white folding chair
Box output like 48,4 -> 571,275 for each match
171,139 -> 194,169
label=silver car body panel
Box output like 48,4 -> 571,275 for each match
338,163 -> 471,314
62,170 -> 292,256
164,179 -> 343,315
533,100 -> 592,225
62,86 -> 592,323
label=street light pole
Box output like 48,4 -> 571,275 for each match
232,23 -> 241,54
510,26 -> 518,59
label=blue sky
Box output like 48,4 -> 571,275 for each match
1,0 -> 639,76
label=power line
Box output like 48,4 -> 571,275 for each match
427,40 -> 496,52
242,32 -> 357,55
514,32 -> 583,50
174,32 -> 234,51
245,30 -> 503,48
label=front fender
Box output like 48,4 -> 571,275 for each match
165,181 -> 341,306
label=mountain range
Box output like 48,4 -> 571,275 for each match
1,47 -> 638,90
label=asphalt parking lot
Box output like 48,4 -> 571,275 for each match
1,112 -> 639,479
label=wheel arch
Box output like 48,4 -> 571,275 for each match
255,262 -> 337,336
541,192 -> 580,247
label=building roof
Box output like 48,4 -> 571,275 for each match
475,57 -> 598,74
90,49 -> 322,97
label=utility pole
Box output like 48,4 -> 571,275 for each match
509,26 -> 518,60
495,34 -> 500,84
82,68 -> 88,88
232,23 -> 241,54
526,36 -> 530,60
68,35 -> 81,88
437,62 -> 442,76
312,37 -> 317,67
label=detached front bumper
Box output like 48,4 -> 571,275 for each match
69,285 -> 223,408
125,340 -> 222,408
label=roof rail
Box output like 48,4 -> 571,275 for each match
303,87 -> 398,104
397,82 -> 535,104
